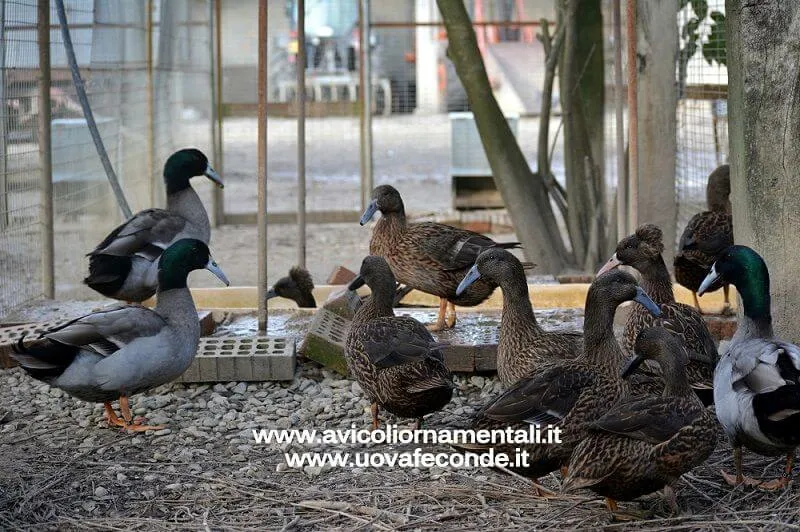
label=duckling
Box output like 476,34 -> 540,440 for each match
266,267 -> 316,308
562,327 -> 717,515
700,245 -> 800,489
456,248 -> 581,386
13,239 -> 229,431
597,224 -> 717,402
361,184 -> 523,331
674,164 -> 733,314
345,256 -> 453,428
453,271 -> 661,486
84,148 -> 223,302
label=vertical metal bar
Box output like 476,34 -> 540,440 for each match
296,0 -> 306,268
613,0 -> 626,238
0,0 -> 8,230
146,0 -> 155,207
358,0 -> 373,211
38,0 -> 54,298
257,0 -> 269,332
208,0 -> 221,227
625,0 -> 638,229
214,0 -> 224,221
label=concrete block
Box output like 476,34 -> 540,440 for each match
177,336 -> 295,383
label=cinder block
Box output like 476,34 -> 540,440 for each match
178,336 -> 296,383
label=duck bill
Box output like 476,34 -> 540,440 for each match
621,355 -> 646,379
596,253 -> 622,276
456,264 -> 480,296
634,287 -> 661,316
205,259 -> 230,286
204,164 -> 224,189
697,264 -> 720,296
347,275 -> 366,291
266,288 -> 278,300
360,200 -> 378,226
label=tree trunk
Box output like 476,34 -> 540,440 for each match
558,0 -> 605,271
437,0 -> 568,273
727,0 -> 800,343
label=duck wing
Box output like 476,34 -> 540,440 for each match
413,222 -> 520,271
360,316 -> 447,368
730,339 -> 800,393
677,211 -> 732,258
481,365 -> 596,426
89,209 -> 189,261
590,396 -> 704,445
660,305 -> 718,365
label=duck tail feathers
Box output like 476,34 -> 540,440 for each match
11,334 -> 77,381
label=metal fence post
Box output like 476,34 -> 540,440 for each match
146,0 -> 155,207
0,0 -> 8,230
208,0 -> 223,226
38,0 -> 54,298
613,0 -> 626,238
257,0 -> 269,332
625,0 -> 638,229
214,0 -> 224,223
297,0 -> 306,268
358,0 -> 373,211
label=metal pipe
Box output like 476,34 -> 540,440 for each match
0,0 -> 8,230
296,0 -> 306,268
257,0 -> 269,332
613,0 -> 626,238
54,0 -> 132,219
208,0 -> 221,227
146,0 -> 155,207
625,0 -> 638,229
358,0 -> 373,211
38,0 -> 54,298
214,0 -> 224,222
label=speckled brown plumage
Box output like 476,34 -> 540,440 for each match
452,271 -> 660,479
598,224 -> 717,402
466,248 -> 582,386
362,185 -> 522,328
674,164 -> 733,307
344,256 -> 453,425
563,328 -> 717,503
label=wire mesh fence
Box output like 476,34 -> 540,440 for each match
0,0 -> 214,318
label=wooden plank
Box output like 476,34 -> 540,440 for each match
224,210 -> 362,226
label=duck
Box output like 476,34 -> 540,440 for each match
699,245 -> 800,489
84,148 -> 223,302
456,248 -> 582,386
597,224 -> 717,402
452,270 -> 662,487
562,327 -> 717,515
266,267 -> 317,308
12,239 -> 229,431
344,255 -> 453,428
361,184 -> 524,331
674,164 -> 733,314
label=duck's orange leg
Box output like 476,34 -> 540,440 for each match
103,402 -> 127,428
427,298 -> 448,332
758,454 -> 794,491
117,396 -> 166,432
371,403 -> 380,430
692,291 -> 702,313
721,446 -> 762,487
446,301 -> 457,328
721,285 -> 734,316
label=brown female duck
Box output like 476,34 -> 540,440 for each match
361,184 -> 522,331
674,164 -> 733,313
456,248 -> 582,386
563,327 -> 717,515
597,224 -> 717,402
266,267 -> 316,308
345,256 -> 453,428
453,271 -> 661,486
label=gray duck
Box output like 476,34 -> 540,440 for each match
597,224 -> 717,403
13,239 -> 229,431
452,270 -> 662,486
84,148 -> 223,302
674,164 -> 733,313
345,255 -> 453,428
700,245 -> 800,489
563,327 -> 717,515
456,248 -> 582,386
361,184 -> 523,331
267,267 -> 316,308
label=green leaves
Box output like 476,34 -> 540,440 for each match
704,11 -> 727,66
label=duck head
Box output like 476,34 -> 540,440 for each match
163,148 -> 223,195
706,164 -> 731,214
699,245 -> 770,319
622,326 -> 689,379
266,267 -> 316,308
347,255 -> 397,297
456,248 -> 524,296
157,238 -> 229,290
597,224 -> 664,276
360,185 -> 404,225
589,270 -> 662,317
